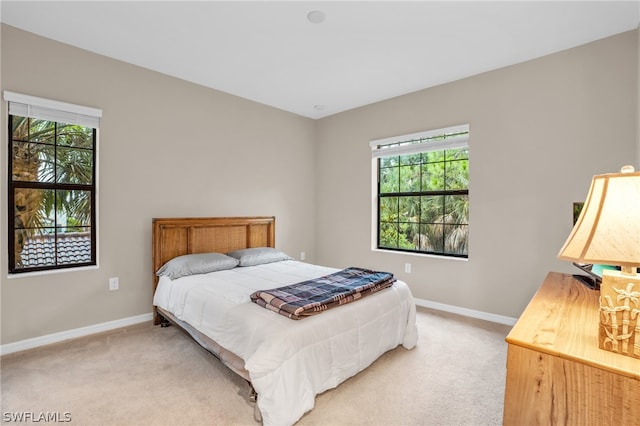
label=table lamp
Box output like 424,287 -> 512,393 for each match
557,165 -> 640,359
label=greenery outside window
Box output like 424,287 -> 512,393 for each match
371,124 -> 469,258
5,91 -> 101,274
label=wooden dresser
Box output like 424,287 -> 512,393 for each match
503,272 -> 640,426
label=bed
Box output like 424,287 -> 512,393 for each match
152,216 -> 418,425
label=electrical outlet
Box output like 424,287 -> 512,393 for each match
300,251 -> 306,261
109,277 -> 119,291
404,263 -> 411,274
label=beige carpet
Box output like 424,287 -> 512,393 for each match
1,306 -> 512,425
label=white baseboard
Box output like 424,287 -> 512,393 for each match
0,313 -> 153,356
414,297 -> 517,326
1,301 -> 516,356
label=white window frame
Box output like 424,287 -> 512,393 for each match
4,91 -> 101,275
370,124 -> 470,257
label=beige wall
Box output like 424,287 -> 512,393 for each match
1,25 -> 638,344
315,30 -> 638,318
0,25 -> 317,344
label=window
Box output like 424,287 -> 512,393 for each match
371,124 -> 469,258
5,91 -> 101,274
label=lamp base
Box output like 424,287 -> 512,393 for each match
598,269 -> 640,359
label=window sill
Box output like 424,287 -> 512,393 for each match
6,265 -> 99,280
371,248 -> 469,261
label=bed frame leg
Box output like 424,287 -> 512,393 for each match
249,384 -> 262,423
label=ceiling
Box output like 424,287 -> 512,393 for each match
1,1 -> 639,119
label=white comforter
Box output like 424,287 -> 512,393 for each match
153,260 -> 418,426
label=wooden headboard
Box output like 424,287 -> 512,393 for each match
152,216 -> 275,324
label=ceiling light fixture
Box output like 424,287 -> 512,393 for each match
307,10 -> 325,24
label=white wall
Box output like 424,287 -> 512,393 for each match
315,30 -> 639,318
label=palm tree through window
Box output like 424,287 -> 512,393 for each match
9,115 -> 96,273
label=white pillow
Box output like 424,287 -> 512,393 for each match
226,247 -> 293,267
156,253 -> 239,280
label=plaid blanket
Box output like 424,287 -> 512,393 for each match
250,267 -> 395,320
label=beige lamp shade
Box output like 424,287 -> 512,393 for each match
557,166 -> 640,270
